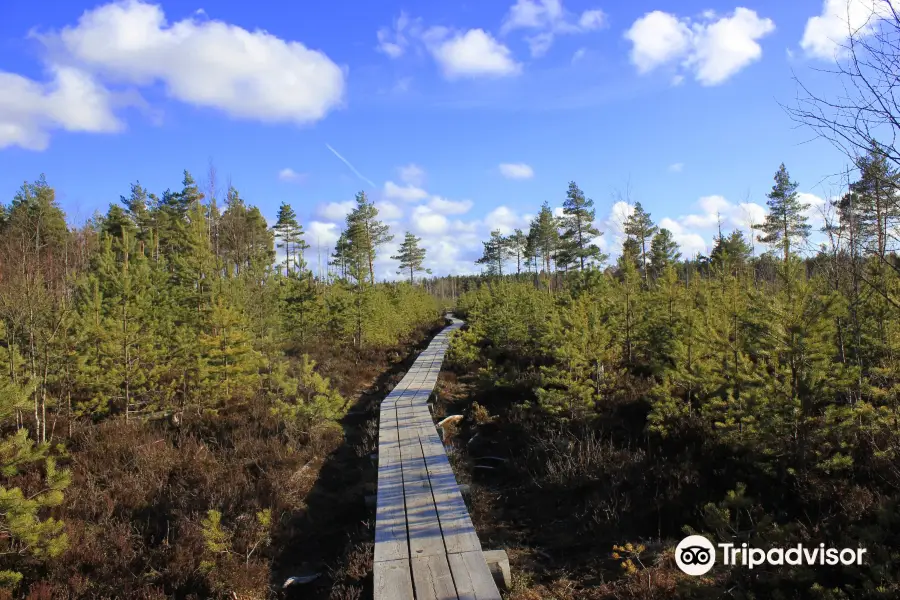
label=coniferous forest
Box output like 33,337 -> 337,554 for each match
0,173 -> 443,598
4,12 -> 900,599
444,156 -> 900,599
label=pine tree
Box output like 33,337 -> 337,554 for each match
391,232 -> 430,283
649,228 -> 681,278
221,188 -> 275,276
694,264 -> 768,446
345,192 -> 393,285
528,202 -> 560,276
710,230 -> 752,273
121,181 -> 153,245
560,181 -> 604,270
198,296 -> 263,408
0,382 -> 70,586
623,202 -> 657,281
524,231 -> 538,273
273,202 -> 304,275
506,229 -> 528,274
756,163 -> 810,262
7,175 -> 69,255
476,230 -> 510,276
102,204 -> 137,241
618,237 -> 642,272
329,232 -> 351,280
554,232 -> 578,274
173,197 -> 215,314
270,355 -> 345,437
616,256 -> 642,365
764,260 -> 842,460
86,228 -> 159,419
849,140 -> 900,260
180,170 -> 204,209
536,291 -> 614,418
834,190 -> 866,260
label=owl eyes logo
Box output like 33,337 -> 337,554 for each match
675,535 -> 716,575
680,546 -> 711,565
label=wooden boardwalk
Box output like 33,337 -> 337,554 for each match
374,317 -> 501,600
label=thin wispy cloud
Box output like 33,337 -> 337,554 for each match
325,143 -> 377,189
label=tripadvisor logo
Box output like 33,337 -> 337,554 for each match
675,535 -> 867,576
676,535 -> 716,575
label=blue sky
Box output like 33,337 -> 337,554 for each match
0,0 -> 877,277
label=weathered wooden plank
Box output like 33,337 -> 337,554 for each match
399,406 -> 446,559
448,551 -> 502,600
412,554 -> 457,600
375,399 -> 408,565
374,459 -> 407,561
422,458 -> 481,553
374,558 -> 415,600
378,403 -> 398,447
413,407 -> 482,556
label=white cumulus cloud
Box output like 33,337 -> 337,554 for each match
423,27 -> 521,79
486,205 -> 531,234
384,181 -> 429,202
625,8 -> 775,85
678,194 -> 768,233
428,197 -> 473,215
47,0 -> 345,123
499,163 -> 535,179
601,200 -> 636,251
658,217 -> 709,256
307,221 -> 341,249
801,0 -> 890,60
317,201 -> 355,222
376,201 -> 404,221
411,205 -> 450,235
0,66 -> 122,150
799,192 -> 827,229
3,0 -> 344,150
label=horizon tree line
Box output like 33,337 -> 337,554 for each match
473,162 -> 877,285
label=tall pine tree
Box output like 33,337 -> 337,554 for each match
391,232 -> 430,283
623,202 -> 658,282
476,230 -> 510,276
273,202 -> 304,275
757,163 -> 810,262
561,181 -> 604,270
649,228 -> 681,279
345,192 -> 393,285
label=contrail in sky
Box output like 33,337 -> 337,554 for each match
325,143 -> 377,189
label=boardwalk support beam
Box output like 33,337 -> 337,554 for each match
483,550 -> 511,591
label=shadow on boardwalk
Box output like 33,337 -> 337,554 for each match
270,319 -> 448,599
